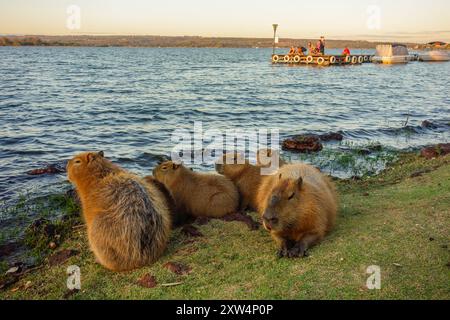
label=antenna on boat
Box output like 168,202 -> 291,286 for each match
272,24 -> 279,55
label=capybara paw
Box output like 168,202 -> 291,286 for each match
286,247 -> 304,258
277,247 -> 289,258
285,244 -> 308,259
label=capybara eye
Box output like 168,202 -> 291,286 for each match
288,193 -> 295,200
162,166 -> 167,170
75,159 -> 82,164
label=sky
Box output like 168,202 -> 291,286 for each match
0,0 -> 449,42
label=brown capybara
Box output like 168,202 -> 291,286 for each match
215,152 -> 271,211
67,151 -> 171,272
153,161 -> 239,218
256,163 -> 338,258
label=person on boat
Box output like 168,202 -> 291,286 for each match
317,36 -> 325,55
297,46 -> 307,55
343,47 -> 351,56
288,46 -> 296,55
308,42 -> 318,55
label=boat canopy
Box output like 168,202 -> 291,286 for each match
376,44 -> 409,57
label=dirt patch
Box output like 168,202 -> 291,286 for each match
137,273 -> 158,288
195,217 -> 212,226
0,274 -> 20,291
175,245 -> 199,256
164,262 -> 192,276
63,289 -> 80,299
221,212 -> 260,231
410,169 -> 432,178
0,242 -> 21,258
421,143 -> 450,159
48,249 -> 79,266
181,225 -> 204,238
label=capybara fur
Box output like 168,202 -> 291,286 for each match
153,161 -> 239,218
67,151 -> 171,272
215,152 -> 271,211
257,163 -> 338,258
143,175 -> 187,227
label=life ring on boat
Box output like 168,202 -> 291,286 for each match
345,55 -> 352,63
317,57 -> 325,65
284,55 -> 290,63
358,56 -> 364,64
352,56 -> 358,64
293,55 -> 301,63
330,56 -> 336,64
306,55 -> 314,63
272,55 -> 279,63
364,55 -> 369,62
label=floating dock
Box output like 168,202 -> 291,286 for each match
271,54 -> 375,66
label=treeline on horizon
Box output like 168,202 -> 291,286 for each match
0,35 -> 443,49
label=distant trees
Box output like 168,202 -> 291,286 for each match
0,36 -> 45,46
0,35 -> 440,49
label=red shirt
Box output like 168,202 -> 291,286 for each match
343,48 -> 351,55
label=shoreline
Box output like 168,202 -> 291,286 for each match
1,35 -> 440,49
1,147 -> 449,299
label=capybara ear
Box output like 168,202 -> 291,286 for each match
87,152 -> 96,163
98,151 -> 105,158
173,163 -> 181,170
297,177 -> 304,189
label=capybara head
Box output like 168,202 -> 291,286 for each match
67,151 -> 107,184
215,152 -> 249,178
261,174 -> 304,233
152,161 -> 183,185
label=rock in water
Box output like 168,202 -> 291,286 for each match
282,135 -> 323,153
27,165 -> 65,176
421,120 -> 437,129
319,132 -> 344,142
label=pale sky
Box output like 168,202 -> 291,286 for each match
1,0 -> 449,42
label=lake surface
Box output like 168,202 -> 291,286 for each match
0,47 -> 449,243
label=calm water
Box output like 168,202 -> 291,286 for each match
0,47 -> 449,237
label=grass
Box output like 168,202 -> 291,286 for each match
1,153 -> 449,300
285,141 -> 397,179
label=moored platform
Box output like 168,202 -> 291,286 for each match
272,54 -> 374,66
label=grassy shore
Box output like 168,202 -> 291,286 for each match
1,152 -> 449,300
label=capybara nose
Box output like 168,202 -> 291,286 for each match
263,212 -> 278,225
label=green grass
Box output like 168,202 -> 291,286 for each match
285,140 -> 397,179
1,153 -> 449,300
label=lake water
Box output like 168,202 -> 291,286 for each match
0,47 -> 449,245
